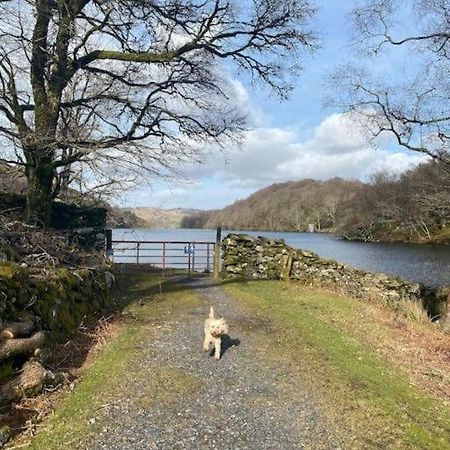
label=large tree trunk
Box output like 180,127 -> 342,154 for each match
25,159 -> 55,227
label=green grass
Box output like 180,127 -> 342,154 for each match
224,280 -> 450,450
0,362 -> 13,384
433,226 -> 450,244
27,273 -> 201,450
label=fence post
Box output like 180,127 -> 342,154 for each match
162,242 -> 166,270
188,247 -> 191,277
136,242 -> 140,265
213,226 -> 222,279
206,243 -> 210,272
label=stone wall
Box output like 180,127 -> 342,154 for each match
0,263 -> 113,341
221,234 -> 448,321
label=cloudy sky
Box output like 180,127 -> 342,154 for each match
120,1 -> 427,210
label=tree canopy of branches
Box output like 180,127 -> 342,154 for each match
329,0 -> 449,165
0,0 -> 316,226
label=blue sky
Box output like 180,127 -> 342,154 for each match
119,0 -> 426,210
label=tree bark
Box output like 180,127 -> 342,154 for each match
1,360 -> 47,404
25,160 -> 55,226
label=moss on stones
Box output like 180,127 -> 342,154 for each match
0,263 -> 110,343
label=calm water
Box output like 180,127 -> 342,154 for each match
112,228 -> 450,287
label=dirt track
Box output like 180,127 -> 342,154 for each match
81,277 -> 342,450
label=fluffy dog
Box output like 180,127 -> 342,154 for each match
203,307 -> 229,360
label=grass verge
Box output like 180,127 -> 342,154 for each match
223,280 -> 450,449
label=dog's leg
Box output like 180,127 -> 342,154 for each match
203,334 -> 211,352
214,337 -> 221,360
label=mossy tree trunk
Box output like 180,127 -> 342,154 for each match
25,157 -> 55,226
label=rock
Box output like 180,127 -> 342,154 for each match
373,273 -> 389,282
408,283 -> 422,296
383,279 -> 403,289
383,291 -> 401,303
237,234 -> 255,242
226,266 -> 243,274
105,271 -> 115,289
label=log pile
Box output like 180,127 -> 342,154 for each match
0,315 -> 58,405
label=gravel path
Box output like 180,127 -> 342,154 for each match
83,277 -> 342,450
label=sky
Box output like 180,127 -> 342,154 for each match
119,0 -> 427,210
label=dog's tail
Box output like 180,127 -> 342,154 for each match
209,306 -> 215,319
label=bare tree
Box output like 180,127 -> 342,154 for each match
0,0 -> 316,226
329,0 -> 449,164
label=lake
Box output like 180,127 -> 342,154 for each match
112,228 -> 450,287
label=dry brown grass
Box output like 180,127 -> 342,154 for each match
302,284 -> 450,405
77,316 -> 122,363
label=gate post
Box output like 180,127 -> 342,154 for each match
206,243 -> 210,272
105,229 -> 113,258
213,226 -> 222,279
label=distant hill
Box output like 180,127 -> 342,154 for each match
182,178 -> 361,232
124,207 -> 202,229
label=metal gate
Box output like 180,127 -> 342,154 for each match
109,239 -> 217,274
106,228 -> 222,277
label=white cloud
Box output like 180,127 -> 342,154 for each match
124,111 -> 428,208
196,112 -> 427,189
302,113 -> 368,154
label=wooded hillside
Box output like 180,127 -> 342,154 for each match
186,178 -> 361,232
182,161 -> 450,243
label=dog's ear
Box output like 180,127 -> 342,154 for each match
209,307 -> 215,319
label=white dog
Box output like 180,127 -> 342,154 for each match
203,307 -> 229,360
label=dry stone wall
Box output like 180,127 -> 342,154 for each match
221,234 -> 448,321
0,263 -> 113,341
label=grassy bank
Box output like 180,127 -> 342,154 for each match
224,281 -> 450,449
23,273 -> 201,450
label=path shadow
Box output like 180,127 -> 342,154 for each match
209,334 -> 241,358
116,266 -> 267,298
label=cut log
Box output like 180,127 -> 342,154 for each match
0,332 -> 45,361
0,360 -> 66,405
0,320 -> 34,340
0,360 -> 47,404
